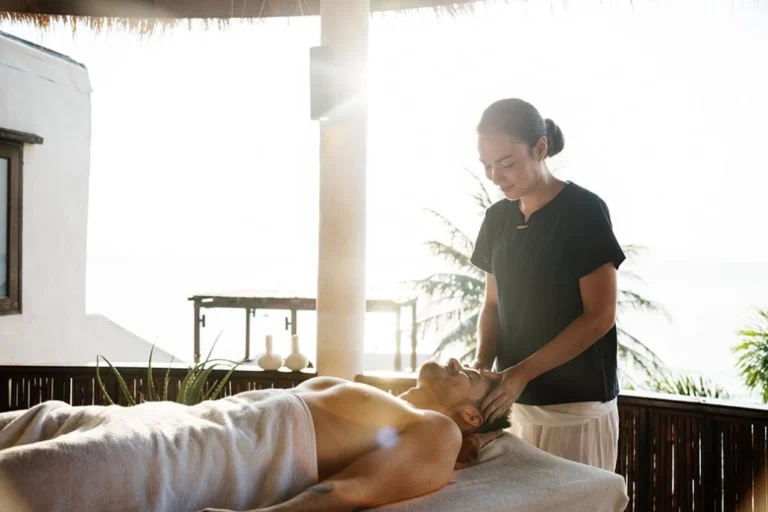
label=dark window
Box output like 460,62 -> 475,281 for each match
0,141 -> 22,314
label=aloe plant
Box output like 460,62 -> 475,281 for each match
96,336 -> 244,406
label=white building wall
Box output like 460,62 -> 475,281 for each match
0,33 -> 173,365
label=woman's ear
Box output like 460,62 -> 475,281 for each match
534,135 -> 548,161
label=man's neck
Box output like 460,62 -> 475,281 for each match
397,387 -> 442,411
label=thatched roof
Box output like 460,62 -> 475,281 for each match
0,0 -> 483,33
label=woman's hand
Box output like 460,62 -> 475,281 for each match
480,365 -> 531,423
468,359 -> 488,371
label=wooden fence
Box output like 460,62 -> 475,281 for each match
0,364 -> 314,410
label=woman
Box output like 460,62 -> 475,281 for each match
469,98 -> 625,471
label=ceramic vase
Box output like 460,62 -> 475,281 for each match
257,334 -> 283,370
285,334 -> 309,371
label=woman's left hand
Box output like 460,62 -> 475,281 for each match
480,365 -> 531,423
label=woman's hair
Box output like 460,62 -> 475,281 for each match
477,98 -> 565,158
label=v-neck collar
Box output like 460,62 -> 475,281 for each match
513,181 -> 573,227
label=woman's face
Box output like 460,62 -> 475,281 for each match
478,132 -> 545,200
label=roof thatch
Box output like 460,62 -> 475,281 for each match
0,0 -> 483,34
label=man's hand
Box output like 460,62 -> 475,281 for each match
480,366 -> 530,423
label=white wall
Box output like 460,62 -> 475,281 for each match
0,34 -> 173,365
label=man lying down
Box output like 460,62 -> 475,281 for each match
0,358 -> 510,512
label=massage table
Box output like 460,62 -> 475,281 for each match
375,431 -> 629,512
1,395 -> 629,512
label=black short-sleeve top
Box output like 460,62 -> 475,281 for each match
470,182 -> 626,405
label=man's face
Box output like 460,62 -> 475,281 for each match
418,358 -> 492,408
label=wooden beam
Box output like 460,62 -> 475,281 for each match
0,128 -> 43,145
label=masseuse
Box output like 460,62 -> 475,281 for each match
469,98 -> 625,471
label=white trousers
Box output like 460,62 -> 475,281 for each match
508,398 -> 619,472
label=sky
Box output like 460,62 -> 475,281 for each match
2,0 -> 767,400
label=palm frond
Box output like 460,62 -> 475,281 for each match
732,310 -> 768,402
618,290 -> 657,311
413,272 -> 485,303
417,306 -> 478,336
463,168 -> 496,214
432,312 -> 480,357
423,208 -> 475,251
618,289 -> 671,322
621,244 -> 648,260
458,347 -> 477,364
617,326 -> 664,378
422,240 -> 476,270
617,268 -> 646,285
648,371 -> 730,399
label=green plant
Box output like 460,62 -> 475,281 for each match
647,371 -> 730,399
96,336 -> 244,406
413,169 -> 664,382
733,309 -> 768,403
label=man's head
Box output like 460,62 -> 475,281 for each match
415,358 -> 511,434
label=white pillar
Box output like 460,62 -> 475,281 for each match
316,0 -> 369,380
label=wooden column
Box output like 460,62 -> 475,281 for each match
316,0 -> 369,380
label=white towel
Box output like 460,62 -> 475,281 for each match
0,389 -> 318,512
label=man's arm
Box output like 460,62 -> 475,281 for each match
473,273 -> 500,370
256,413 -> 460,512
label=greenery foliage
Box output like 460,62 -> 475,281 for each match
733,309 -> 768,403
96,336 -> 243,406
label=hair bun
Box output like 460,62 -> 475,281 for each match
544,118 -> 565,157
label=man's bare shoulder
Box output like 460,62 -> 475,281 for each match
295,376 -> 348,391
296,377 -> 404,399
417,410 -> 462,444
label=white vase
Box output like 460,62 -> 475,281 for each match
285,334 -> 309,371
257,335 -> 283,371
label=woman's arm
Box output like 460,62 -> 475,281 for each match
473,273 -> 501,370
481,262 -> 618,421
516,261 -> 617,381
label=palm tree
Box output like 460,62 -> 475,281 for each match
645,372 -> 730,399
413,169 -> 664,383
733,309 -> 768,403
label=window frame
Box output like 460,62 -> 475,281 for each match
0,140 -> 22,315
